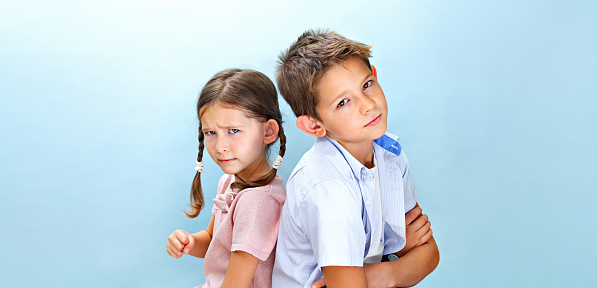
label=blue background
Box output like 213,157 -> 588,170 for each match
1,0 -> 595,287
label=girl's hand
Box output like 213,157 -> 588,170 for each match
166,229 -> 195,259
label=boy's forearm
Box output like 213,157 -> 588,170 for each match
386,236 -> 439,287
321,266 -> 368,288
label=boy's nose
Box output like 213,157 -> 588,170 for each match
360,96 -> 375,114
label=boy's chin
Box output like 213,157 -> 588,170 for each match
372,126 -> 388,140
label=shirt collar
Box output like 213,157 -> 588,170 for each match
323,136 -> 373,181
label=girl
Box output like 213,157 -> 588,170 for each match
167,69 -> 287,288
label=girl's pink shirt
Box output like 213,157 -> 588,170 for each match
198,174 -> 286,288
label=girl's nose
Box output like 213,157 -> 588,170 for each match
215,138 -> 229,153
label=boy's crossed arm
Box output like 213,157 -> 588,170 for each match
313,204 -> 439,288
367,203 -> 439,287
321,266 -> 368,288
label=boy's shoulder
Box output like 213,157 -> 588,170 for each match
290,136 -> 353,184
291,132 -> 404,180
286,136 -> 362,213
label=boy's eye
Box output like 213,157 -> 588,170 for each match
363,80 -> 373,89
229,129 -> 239,134
337,99 -> 348,108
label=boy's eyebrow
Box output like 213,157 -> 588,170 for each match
327,91 -> 350,107
326,73 -> 373,107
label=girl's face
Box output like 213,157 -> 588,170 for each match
200,103 -> 273,181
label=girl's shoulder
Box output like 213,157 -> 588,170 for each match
237,175 -> 285,205
217,174 -> 235,194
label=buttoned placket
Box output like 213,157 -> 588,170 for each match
359,166 -> 379,253
377,147 -> 409,252
360,167 -> 375,206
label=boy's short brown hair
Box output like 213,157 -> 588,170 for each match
276,29 -> 372,120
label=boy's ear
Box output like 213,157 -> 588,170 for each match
263,119 -> 280,144
371,65 -> 377,78
296,115 -> 326,137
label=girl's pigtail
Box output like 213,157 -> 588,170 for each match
231,121 -> 286,191
276,124 -> 287,161
185,124 -> 205,218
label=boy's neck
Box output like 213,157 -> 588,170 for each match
335,139 -> 375,169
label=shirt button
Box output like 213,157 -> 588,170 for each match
365,200 -> 370,206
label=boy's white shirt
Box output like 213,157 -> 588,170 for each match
272,133 -> 417,288
364,153 -> 384,263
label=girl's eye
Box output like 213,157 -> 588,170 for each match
337,99 -> 348,108
204,131 -> 215,136
229,129 -> 239,134
363,80 -> 373,89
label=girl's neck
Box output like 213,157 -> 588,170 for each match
235,154 -> 272,181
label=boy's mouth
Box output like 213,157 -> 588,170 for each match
364,114 -> 382,127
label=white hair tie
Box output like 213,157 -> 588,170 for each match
195,161 -> 204,173
272,155 -> 283,170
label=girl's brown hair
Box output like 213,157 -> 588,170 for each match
185,69 -> 286,218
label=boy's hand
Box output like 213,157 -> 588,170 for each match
398,204 -> 433,257
166,229 -> 195,259
311,277 -> 326,288
312,205 -> 434,288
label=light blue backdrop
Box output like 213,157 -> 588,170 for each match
1,0 -> 595,287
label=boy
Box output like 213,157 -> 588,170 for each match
272,30 -> 439,288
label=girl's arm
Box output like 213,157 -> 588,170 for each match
186,215 -> 215,258
220,251 -> 260,288
167,215 -> 215,259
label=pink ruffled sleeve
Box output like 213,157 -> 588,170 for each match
230,189 -> 283,261
212,175 -> 232,215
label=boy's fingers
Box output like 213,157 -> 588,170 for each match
405,207 -> 422,225
410,214 -> 428,230
311,278 -> 326,288
419,228 -> 433,246
416,219 -> 431,234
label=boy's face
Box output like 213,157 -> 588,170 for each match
315,56 -> 388,151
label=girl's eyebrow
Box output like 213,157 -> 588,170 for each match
202,122 -> 249,130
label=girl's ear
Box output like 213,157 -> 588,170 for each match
263,119 -> 279,144
371,65 -> 377,78
296,115 -> 326,137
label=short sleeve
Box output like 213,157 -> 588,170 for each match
230,189 -> 283,261
400,150 -> 418,211
298,179 -> 366,267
